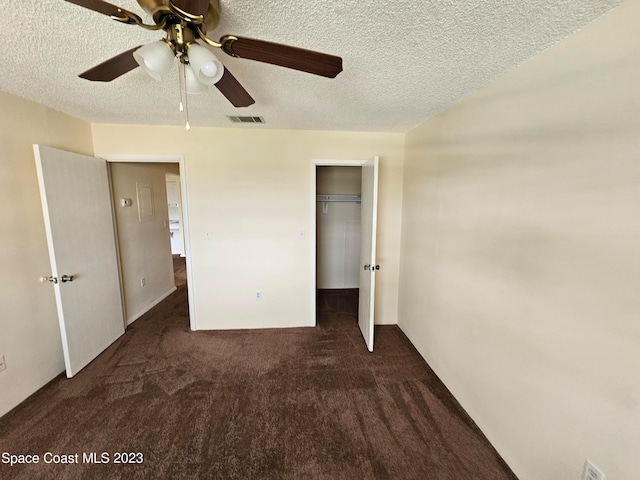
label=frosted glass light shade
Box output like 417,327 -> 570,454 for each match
133,41 -> 174,81
184,65 -> 207,95
187,43 -> 224,85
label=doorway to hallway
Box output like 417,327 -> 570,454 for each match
103,154 -> 195,331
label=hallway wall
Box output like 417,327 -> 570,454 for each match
110,162 -> 177,324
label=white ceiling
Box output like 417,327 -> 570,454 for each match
1,0 -> 624,132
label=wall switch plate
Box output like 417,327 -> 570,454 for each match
583,460 -> 605,480
141,277 -> 146,287
0,355 -> 6,373
256,291 -> 262,300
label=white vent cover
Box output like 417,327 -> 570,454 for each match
227,116 -> 266,124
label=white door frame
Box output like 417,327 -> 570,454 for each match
99,154 -> 196,331
310,159 -> 369,325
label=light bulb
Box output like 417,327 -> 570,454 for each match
200,62 -> 218,79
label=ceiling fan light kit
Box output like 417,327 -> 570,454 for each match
132,40 -> 175,81
184,64 -> 207,94
186,43 -> 224,85
66,0 -> 343,124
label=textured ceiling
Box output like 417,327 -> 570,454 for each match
0,0 -> 624,132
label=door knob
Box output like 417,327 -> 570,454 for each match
61,275 -> 74,283
363,264 -> 370,271
40,276 -> 58,284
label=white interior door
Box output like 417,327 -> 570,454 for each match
34,145 -> 125,377
358,156 -> 379,352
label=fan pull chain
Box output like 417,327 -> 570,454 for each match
178,59 -> 191,131
177,57 -> 185,112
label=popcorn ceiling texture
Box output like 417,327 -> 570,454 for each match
0,0 -> 624,132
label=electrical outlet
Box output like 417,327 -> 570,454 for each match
256,291 -> 262,300
583,460 -> 605,480
0,355 -> 6,373
141,277 -> 146,287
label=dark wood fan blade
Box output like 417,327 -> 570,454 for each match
79,46 -> 142,82
169,0 -> 209,17
65,0 -> 125,17
220,36 -> 343,78
215,67 -> 255,107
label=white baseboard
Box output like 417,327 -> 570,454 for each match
126,286 -> 178,326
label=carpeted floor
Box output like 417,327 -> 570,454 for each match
0,257 -> 517,479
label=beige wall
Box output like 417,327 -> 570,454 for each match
399,1 -> 640,479
0,92 -> 94,417
110,163 -> 177,324
92,127 -> 404,328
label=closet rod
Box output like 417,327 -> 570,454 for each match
315,194 -> 361,203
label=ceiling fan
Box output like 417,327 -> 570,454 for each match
65,0 -> 343,108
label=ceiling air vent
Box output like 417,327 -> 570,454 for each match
227,116 -> 265,124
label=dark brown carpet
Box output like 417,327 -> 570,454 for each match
0,258 -> 517,479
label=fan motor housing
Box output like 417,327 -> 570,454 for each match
136,0 -> 221,32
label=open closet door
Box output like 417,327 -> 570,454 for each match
358,156 -> 379,352
34,145 -> 125,377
